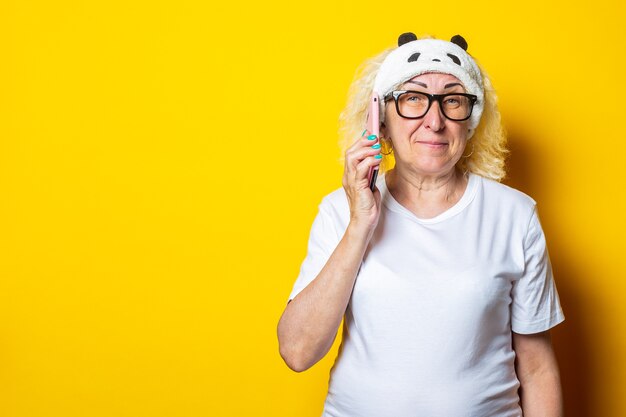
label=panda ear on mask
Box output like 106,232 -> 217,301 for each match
397,33 -> 469,51
398,32 -> 418,46
450,35 -> 468,51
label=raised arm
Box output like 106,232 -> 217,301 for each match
277,131 -> 382,372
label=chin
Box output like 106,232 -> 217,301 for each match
409,157 -> 456,175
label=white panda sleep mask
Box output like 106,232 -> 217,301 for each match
373,33 -> 485,133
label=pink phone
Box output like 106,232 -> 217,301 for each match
366,93 -> 380,191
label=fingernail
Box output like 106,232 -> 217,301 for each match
361,129 -> 367,137
371,144 -> 381,149
367,134 -> 377,140
375,154 -> 382,159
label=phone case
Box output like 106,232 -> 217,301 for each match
367,93 -> 380,191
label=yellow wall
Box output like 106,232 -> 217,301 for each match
1,1 -> 624,416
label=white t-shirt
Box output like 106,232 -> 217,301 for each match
288,172 -> 565,417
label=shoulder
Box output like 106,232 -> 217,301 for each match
476,175 -> 538,224
479,175 -> 537,208
312,185 -> 351,236
319,185 -> 350,219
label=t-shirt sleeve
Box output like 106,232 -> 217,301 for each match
287,201 -> 341,303
511,206 -> 565,334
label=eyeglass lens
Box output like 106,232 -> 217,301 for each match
397,92 -> 473,120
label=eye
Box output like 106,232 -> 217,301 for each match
404,92 -> 427,102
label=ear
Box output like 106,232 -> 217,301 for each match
379,121 -> 387,134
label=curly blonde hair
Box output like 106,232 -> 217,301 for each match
338,35 -> 508,181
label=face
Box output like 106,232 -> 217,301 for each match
381,72 -> 470,177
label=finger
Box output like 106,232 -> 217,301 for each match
348,132 -> 379,150
346,134 -> 380,160
354,155 -> 383,183
344,153 -> 379,190
347,143 -> 382,166
345,143 -> 382,174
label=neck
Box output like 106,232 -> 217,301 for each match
386,167 -> 468,206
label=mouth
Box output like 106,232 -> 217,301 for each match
417,141 -> 448,148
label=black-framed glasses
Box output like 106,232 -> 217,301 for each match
383,90 -> 478,121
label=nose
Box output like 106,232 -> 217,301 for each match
423,99 -> 445,131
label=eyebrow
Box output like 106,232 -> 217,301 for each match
404,81 -> 464,89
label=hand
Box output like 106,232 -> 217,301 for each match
342,130 -> 383,237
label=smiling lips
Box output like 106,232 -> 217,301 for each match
418,141 -> 448,147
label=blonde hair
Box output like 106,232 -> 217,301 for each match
338,35 -> 508,181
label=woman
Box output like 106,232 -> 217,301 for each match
277,33 -> 565,417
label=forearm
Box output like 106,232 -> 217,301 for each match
514,331 -> 564,417
519,367 -> 563,417
277,222 -> 371,372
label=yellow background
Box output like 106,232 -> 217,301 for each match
1,1 -> 624,416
